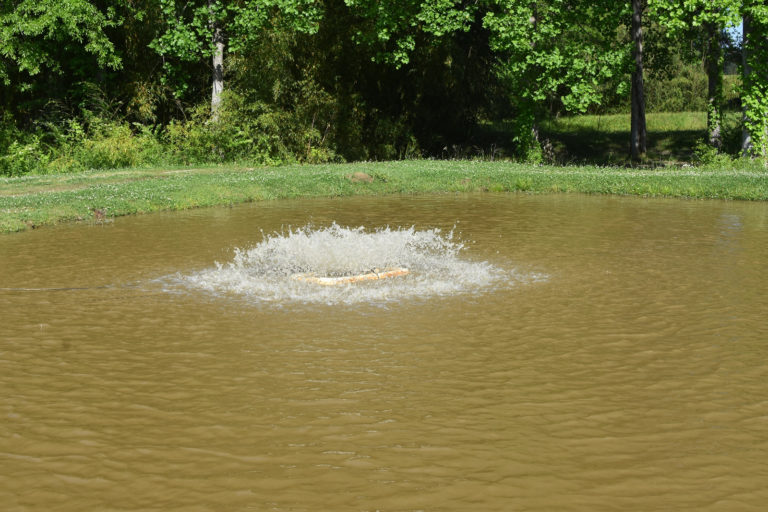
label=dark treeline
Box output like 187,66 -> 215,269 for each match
1,0 -> 767,175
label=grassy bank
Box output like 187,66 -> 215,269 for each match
2,160 -> 768,233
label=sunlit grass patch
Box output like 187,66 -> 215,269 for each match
543,112 -> 710,134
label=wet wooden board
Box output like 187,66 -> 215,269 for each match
292,268 -> 410,286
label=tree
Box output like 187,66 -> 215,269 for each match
703,20 -> 724,149
341,0 -> 477,67
335,0 -> 492,154
150,0 -> 322,117
742,11 -> 753,155
0,0 -> 121,91
649,0 -> 741,151
483,0 -> 630,156
210,1 -> 225,118
741,0 -> 768,159
631,0 -> 647,160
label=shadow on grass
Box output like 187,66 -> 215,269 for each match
541,128 -> 704,166
474,116 -> 715,167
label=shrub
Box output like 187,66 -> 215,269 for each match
163,90 -> 341,166
164,101 -> 291,165
645,63 -> 708,113
0,138 -> 50,176
693,139 -> 733,169
47,117 -> 165,172
0,117 -> 50,176
368,116 -> 421,161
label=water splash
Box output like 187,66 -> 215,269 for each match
178,224 -> 523,305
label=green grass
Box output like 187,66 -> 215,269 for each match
2,159 -> 768,234
544,112 -> 710,133
539,111 -> 743,165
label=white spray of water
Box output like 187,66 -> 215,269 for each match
178,223 -> 525,305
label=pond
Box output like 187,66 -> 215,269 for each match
2,193 -> 768,510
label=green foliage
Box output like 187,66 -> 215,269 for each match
0,109 -> 165,176
482,0 -> 631,158
645,61 -> 708,112
742,1 -> 768,158
593,57 -> 741,115
0,138 -> 50,177
648,0 -> 742,150
484,0 -> 629,115
0,84 -> 344,175
648,0 -> 742,33
342,0 -> 475,67
368,117 -> 421,160
693,139 -> 733,168
150,0 -> 323,98
2,0 -> 768,170
47,118 -> 165,172
164,90 -> 338,165
0,115 -> 48,176
165,100 -> 287,165
0,0 -> 121,85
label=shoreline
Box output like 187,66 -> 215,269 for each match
2,160 -> 768,234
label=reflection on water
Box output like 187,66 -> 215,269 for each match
1,193 -> 768,511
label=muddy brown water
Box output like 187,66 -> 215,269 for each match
2,193 -> 768,511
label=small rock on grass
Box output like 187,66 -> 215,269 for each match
347,172 -> 374,183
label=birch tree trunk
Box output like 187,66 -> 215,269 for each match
630,0 -> 647,161
210,1 -> 224,121
705,22 -> 723,150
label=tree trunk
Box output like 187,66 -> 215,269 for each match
630,0 -> 647,161
742,14 -> 753,156
210,1 -> 224,121
530,3 -> 540,151
705,22 -> 723,150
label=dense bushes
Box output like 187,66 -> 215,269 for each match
0,118 -> 48,176
49,118 -> 164,172
645,63 -> 708,112
1,114 -> 164,176
594,62 -> 741,115
0,90 -> 346,176
645,64 -> 741,113
0,60 -> 748,177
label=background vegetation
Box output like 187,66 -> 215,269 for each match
1,0 -> 766,177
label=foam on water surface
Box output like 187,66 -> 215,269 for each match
176,223 -> 533,305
